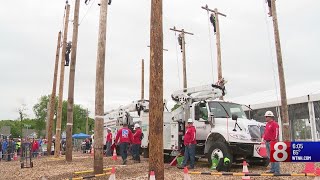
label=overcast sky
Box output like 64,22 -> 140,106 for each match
1,0 -> 319,120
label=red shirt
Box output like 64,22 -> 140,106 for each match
133,128 -> 142,145
184,125 -> 196,145
106,132 -> 112,143
263,120 -> 279,142
32,141 -> 39,151
115,127 -> 133,144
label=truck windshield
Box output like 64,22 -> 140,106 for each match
208,102 -> 247,119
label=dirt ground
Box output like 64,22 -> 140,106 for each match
0,152 -> 317,180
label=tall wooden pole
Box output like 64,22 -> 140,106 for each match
214,8 -> 222,84
66,0 -> 80,162
48,31 -> 62,155
181,30 -> 187,90
54,4 -> 70,158
141,59 -> 145,100
94,0 -> 108,174
271,0 -> 290,141
86,108 -> 89,135
149,0 -> 164,179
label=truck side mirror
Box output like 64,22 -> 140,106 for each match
232,114 -> 238,120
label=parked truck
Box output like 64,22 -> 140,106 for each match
104,84 -> 268,171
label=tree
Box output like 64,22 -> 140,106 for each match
33,95 -> 94,137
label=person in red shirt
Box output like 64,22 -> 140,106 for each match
115,124 -> 133,165
132,123 -> 142,163
178,118 -> 197,169
105,128 -> 112,156
262,111 -> 280,174
31,138 -> 39,158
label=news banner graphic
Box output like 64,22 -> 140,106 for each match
271,142 -> 320,162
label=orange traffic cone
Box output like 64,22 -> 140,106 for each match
259,142 -> 267,157
108,167 -> 116,180
184,167 -> 192,180
112,149 -> 117,161
242,161 -> 250,180
302,162 -> 315,173
13,152 -> 18,161
149,171 -> 156,180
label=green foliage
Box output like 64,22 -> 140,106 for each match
1,94 -> 94,138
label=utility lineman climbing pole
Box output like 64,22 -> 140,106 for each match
141,59 -> 144,100
149,0 -> 164,179
94,0 -> 108,174
201,5 -> 226,100
270,0 -> 290,141
66,0 -> 80,162
54,4 -> 70,158
47,31 -> 61,156
170,27 -> 193,122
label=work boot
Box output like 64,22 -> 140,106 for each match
122,159 -> 127,165
177,165 -> 185,169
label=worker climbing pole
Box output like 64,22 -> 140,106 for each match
201,5 -> 226,100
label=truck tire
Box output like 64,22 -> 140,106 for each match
207,142 -> 232,172
143,148 -> 149,158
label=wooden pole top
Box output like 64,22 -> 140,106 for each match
170,27 -> 194,35
201,5 -> 227,17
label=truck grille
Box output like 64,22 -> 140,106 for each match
248,125 -> 261,140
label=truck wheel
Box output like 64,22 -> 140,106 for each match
143,148 -> 149,158
208,142 -> 232,172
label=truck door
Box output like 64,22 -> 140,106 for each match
194,102 -> 211,140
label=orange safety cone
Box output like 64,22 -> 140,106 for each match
259,142 -> 267,157
13,152 -> 18,161
149,171 -> 156,180
112,149 -> 117,161
184,167 -> 192,180
242,161 -> 250,180
108,167 -> 116,180
302,162 -> 315,173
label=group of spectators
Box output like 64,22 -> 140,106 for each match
0,138 -> 44,161
106,123 -> 143,165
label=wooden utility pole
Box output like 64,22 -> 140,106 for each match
170,27 -> 193,122
149,0 -> 164,179
54,4 -> 70,158
86,108 -> 89,135
66,0 -> 80,162
47,31 -> 62,156
201,5 -> 226,100
169,27 -> 193,90
270,0 -> 290,141
94,0 -> 108,174
141,59 -> 144,100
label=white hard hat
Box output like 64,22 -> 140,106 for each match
107,127 -> 111,131
134,123 -> 140,129
187,118 -> 193,123
264,111 -> 274,117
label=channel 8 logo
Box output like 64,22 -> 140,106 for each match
270,142 -> 291,162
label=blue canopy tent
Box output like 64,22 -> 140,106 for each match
72,133 -> 90,139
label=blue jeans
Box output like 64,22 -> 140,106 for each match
182,144 -> 196,168
266,141 -> 280,173
106,142 -> 112,156
119,142 -> 129,162
132,144 -> 140,161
